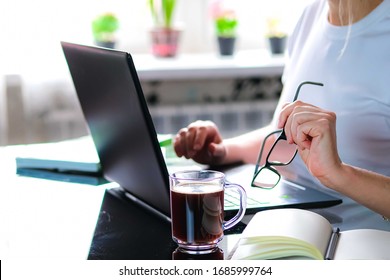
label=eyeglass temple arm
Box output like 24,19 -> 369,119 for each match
254,81 -> 323,174
254,138 -> 268,175
254,129 -> 282,174
293,81 -> 324,102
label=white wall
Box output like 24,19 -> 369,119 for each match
0,0 -> 313,144
1,0 -> 312,66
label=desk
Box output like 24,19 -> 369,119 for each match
0,143 -> 239,260
1,142 -> 390,260
0,144 -> 106,259
88,187 -> 242,260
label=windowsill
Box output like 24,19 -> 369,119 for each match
133,49 -> 285,81
2,49 -> 285,82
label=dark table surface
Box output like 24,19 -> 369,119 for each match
88,188 -> 244,260
88,163 -> 390,260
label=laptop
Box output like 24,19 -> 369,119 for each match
61,42 -> 342,222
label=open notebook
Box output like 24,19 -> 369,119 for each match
229,208 -> 390,260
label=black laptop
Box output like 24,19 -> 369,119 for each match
61,42 -> 342,222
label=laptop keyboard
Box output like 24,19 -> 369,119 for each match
224,189 -> 269,208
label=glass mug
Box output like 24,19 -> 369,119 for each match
169,170 -> 247,253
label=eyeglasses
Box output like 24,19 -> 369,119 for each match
251,81 -> 324,189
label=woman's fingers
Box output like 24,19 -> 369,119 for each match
288,111 -> 335,147
173,120 -> 224,164
279,101 -> 324,144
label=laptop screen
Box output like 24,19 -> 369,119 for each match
61,42 -> 171,217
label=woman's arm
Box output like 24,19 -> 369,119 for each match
173,120 -> 274,165
279,101 -> 390,218
330,163 -> 390,219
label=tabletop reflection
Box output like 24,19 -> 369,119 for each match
172,247 -> 224,260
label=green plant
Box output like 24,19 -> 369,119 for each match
215,15 -> 237,37
92,13 -> 119,42
148,0 -> 177,29
210,0 -> 238,37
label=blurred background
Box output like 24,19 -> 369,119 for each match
0,0 -> 312,146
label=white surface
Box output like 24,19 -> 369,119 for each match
133,49 -> 285,81
2,49 -> 285,82
0,144 -> 109,259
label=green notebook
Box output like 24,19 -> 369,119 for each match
15,134 -> 174,184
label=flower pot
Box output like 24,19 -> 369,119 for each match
268,36 -> 287,55
150,28 -> 181,58
95,41 -> 116,49
217,36 -> 236,56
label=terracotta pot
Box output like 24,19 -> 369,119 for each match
150,28 -> 181,57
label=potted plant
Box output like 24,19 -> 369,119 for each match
266,18 -> 287,55
148,0 -> 181,57
92,13 -> 119,49
210,0 -> 238,56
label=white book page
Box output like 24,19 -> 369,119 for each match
232,208 -> 333,259
334,229 -> 390,260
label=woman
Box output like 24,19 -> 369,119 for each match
173,0 -> 390,218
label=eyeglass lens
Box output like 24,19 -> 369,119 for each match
268,138 -> 297,165
252,167 -> 280,189
252,133 -> 297,189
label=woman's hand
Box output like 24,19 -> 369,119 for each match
173,120 -> 227,165
278,101 -> 342,184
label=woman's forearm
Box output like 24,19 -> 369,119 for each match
223,125 -> 273,164
323,163 -> 390,219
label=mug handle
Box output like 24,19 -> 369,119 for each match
223,182 -> 247,230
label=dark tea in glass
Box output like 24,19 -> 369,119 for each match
170,170 -> 246,253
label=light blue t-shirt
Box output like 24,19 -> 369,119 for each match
273,0 -> 390,189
